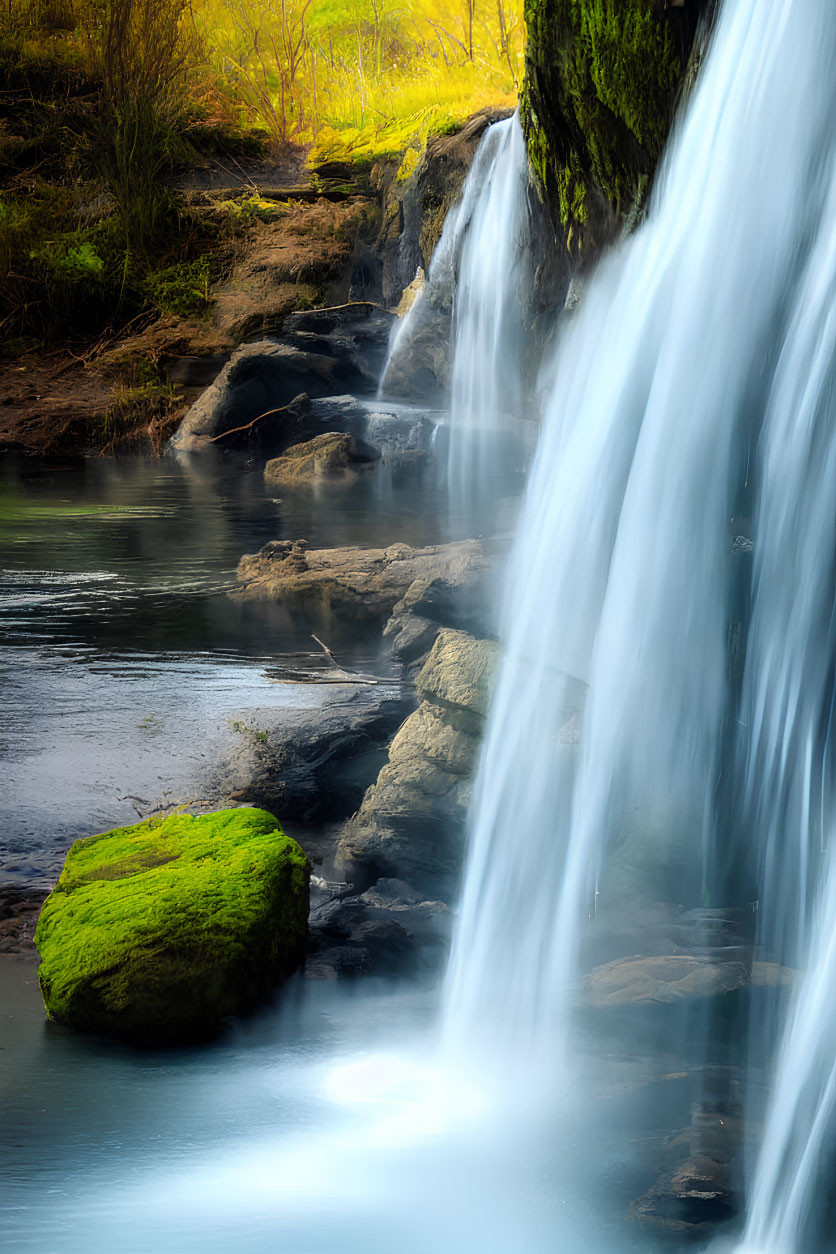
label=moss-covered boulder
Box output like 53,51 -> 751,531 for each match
34,808 -> 309,1046
521,0 -> 713,251
264,432 -> 379,488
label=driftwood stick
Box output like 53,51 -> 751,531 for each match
309,634 -> 379,685
207,404 -> 292,444
311,633 -> 341,669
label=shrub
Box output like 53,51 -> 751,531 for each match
141,254 -> 217,317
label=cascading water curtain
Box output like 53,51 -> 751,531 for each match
442,8 -> 836,1249
380,114 -> 533,509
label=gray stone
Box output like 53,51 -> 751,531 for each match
264,432 -> 379,488
169,342 -> 354,452
213,683 -> 411,823
336,630 -> 499,892
233,539 -> 488,626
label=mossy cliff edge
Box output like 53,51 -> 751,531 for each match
521,0 -> 713,251
34,808 -> 309,1046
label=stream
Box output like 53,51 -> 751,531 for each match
3,0 -> 836,1249
0,449 -> 655,1254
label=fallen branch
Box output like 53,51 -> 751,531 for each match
310,634 -> 378,685
311,632 -> 341,669
207,403 -> 293,444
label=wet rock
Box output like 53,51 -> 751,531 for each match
280,302 -> 395,387
380,292 -> 451,402
169,342 -> 352,451
305,917 -> 417,979
34,809 -> 309,1046
415,626 -> 498,731
362,408 -> 436,459
337,630 -> 500,893
629,1099 -> 741,1233
382,563 -> 497,668
384,613 -> 440,665
582,954 -> 751,1008
168,300 -> 398,454
264,432 -> 379,488
306,895 -> 417,979
233,538 -> 488,627
629,1155 -> 737,1231
579,949 -> 795,1011
306,875 -> 450,979
0,885 -> 48,955
216,684 -> 411,823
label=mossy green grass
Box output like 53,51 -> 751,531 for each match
522,0 -> 689,248
34,808 -> 310,1046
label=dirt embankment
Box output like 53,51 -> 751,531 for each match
0,112 -> 508,459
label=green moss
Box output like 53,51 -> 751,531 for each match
521,0 -> 696,250
141,254 -> 217,318
34,808 -> 310,1046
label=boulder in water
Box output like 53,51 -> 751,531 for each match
233,538 -> 488,626
216,683 -> 412,823
280,303 -> 394,386
337,629 -> 500,892
34,809 -> 309,1046
169,341 -> 350,452
581,954 -> 751,1008
168,303 -> 397,453
306,876 -> 450,979
264,432 -> 379,487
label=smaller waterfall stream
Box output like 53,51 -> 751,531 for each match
445,115 -> 532,503
381,114 -> 533,506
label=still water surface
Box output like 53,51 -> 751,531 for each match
0,450 -> 653,1254
0,449 -> 504,882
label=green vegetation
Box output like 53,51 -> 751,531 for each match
34,808 -> 310,1045
100,379 -> 183,453
198,0 -> 522,162
142,255 -> 217,317
230,719 -> 270,745
521,0 -> 689,249
0,0 -> 521,349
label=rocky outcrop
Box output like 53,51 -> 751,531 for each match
168,303 -> 395,453
582,953 -> 795,1009
34,809 -> 309,1046
371,107 -> 515,311
336,629 -> 500,893
215,684 -> 411,823
233,539 -> 488,628
629,1107 -> 740,1232
306,877 -> 450,979
0,884 -> 48,955
170,341 -> 350,452
264,432 -> 379,488
279,303 -> 394,386
522,0 -> 714,252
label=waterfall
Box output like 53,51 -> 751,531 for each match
445,114 -> 533,503
381,115 -> 533,504
442,12 -> 836,1242
734,90 -> 836,1254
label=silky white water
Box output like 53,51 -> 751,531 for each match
381,114 -> 533,504
444,7 -> 836,1249
7,2 -> 836,1250
444,114 -> 532,502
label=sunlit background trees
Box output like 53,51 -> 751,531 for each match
0,0 -> 521,346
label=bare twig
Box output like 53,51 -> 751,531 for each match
311,632 -> 341,669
